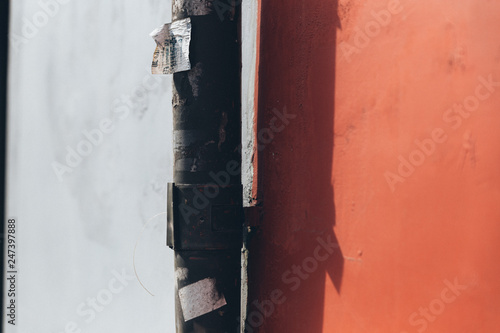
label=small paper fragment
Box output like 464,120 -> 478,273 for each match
178,278 -> 227,321
150,17 -> 191,74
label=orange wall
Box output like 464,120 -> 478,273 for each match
248,0 -> 500,332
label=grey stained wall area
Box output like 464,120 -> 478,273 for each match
5,1 -> 175,332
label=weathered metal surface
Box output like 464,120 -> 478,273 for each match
172,13 -> 241,185
169,0 -> 243,332
167,183 -> 243,251
174,250 -> 241,332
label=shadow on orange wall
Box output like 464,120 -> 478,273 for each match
247,0 -> 343,332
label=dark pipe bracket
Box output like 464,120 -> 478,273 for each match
167,183 -> 244,251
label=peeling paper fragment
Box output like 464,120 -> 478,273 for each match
150,18 -> 191,74
178,278 -> 227,321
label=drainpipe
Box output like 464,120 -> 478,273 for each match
167,1 -> 243,332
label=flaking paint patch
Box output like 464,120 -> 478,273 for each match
172,0 -> 213,20
175,267 -> 189,282
188,62 -> 203,98
178,278 -> 227,321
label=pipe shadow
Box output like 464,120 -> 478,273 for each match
247,0 -> 342,332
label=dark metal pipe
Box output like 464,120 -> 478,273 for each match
168,1 -> 242,332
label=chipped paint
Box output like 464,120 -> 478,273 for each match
218,112 -> 228,151
172,0 -> 213,20
187,62 -> 203,98
175,267 -> 189,282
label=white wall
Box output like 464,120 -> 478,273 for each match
4,1 -> 176,332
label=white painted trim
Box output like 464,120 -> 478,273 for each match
242,0 -> 259,207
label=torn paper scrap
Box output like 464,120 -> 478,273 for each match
150,18 -> 191,74
178,278 -> 227,321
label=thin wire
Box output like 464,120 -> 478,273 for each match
133,211 -> 167,296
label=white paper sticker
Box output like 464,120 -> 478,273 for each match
150,18 -> 192,74
178,278 -> 227,321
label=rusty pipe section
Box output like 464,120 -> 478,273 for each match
167,1 -> 243,332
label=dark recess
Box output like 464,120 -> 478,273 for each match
0,0 -> 10,320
